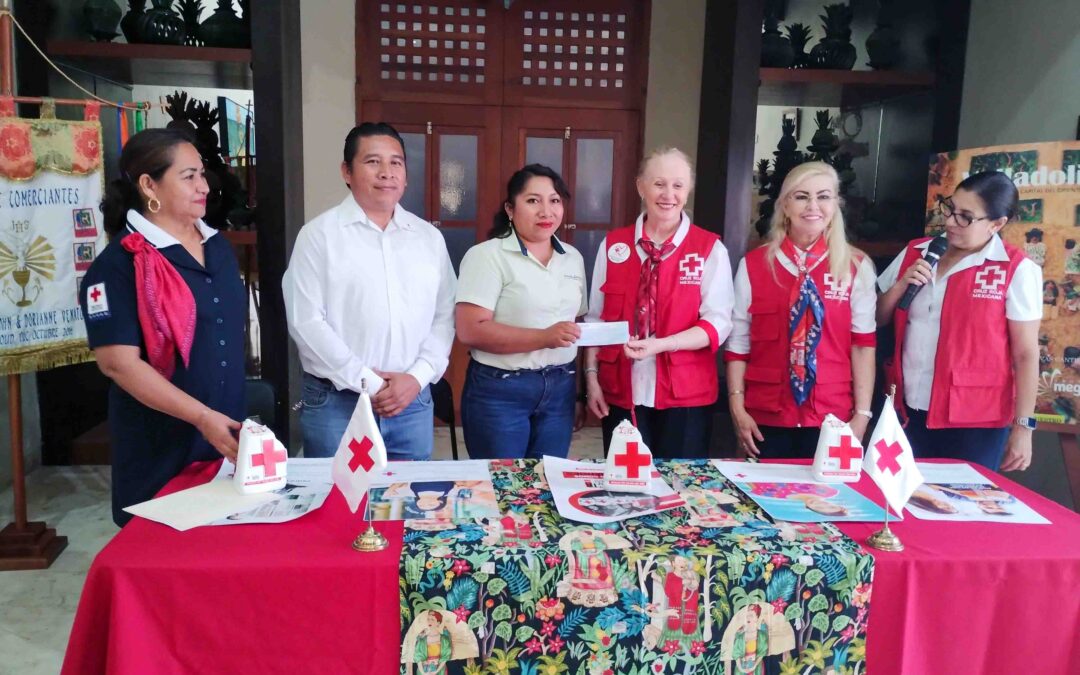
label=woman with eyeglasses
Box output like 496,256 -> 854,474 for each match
877,171 -> 1042,472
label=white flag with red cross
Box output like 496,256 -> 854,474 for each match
865,395 -> 924,516
332,390 -> 388,513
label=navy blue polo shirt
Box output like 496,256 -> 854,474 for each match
79,211 -> 246,525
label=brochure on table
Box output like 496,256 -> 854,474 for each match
209,458 -> 333,526
366,459 -> 501,522
906,463 -> 1050,524
713,460 -> 889,523
544,455 -> 685,524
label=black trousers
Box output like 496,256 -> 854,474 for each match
756,425 -> 822,460
602,404 -> 713,459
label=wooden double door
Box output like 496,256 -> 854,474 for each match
362,100 -> 640,407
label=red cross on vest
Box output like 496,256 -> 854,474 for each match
873,439 -> 903,475
251,439 -> 286,477
614,441 -> 651,479
90,286 -> 102,302
680,254 -> 704,277
828,435 -> 861,470
348,437 -> 376,473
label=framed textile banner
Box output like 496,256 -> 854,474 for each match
0,111 -> 105,375
926,141 -> 1080,426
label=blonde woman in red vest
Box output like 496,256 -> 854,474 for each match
726,162 -> 877,459
877,171 -> 1041,471
583,147 -> 734,459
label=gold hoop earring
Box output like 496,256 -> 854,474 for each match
147,198 -> 161,214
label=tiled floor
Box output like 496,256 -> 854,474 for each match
0,427 -> 605,675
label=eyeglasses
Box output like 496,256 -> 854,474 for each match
939,199 -> 991,228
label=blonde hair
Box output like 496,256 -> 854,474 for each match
765,161 -> 859,283
637,146 -> 696,186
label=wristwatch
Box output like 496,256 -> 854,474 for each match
1013,416 -> 1037,430
854,409 -> 874,419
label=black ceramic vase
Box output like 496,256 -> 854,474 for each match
761,14 -> 795,68
866,21 -> 902,69
83,0 -> 122,41
142,0 -> 185,45
809,3 -> 857,70
120,0 -> 147,43
198,0 -> 249,48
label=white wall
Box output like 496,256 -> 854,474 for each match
300,0 -> 357,221
959,0 -> 1080,148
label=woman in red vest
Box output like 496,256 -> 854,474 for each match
726,162 -> 877,458
877,171 -> 1041,471
583,147 -> 734,458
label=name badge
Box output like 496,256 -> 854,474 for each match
608,242 -> 631,264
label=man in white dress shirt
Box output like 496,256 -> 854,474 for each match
283,123 -> 456,459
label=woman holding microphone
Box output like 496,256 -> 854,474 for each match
584,147 -> 733,459
877,171 -> 1041,471
726,161 -> 877,459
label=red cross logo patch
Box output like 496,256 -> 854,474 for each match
974,266 -> 1007,297
679,253 -> 705,283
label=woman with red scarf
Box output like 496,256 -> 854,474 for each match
79,129 -> 246,525
726,162 -> 876,459
583,147 -> 734,459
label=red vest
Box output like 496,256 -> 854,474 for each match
596,224 -> 720,409
738,246 -> 866,427
886,237 -> 1025,428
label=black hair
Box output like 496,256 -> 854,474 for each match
100,128 -> 196,237
955,171 -> 1019,221
1065,346 -> 1080,366
489,163 -> 572,239
1067,239 -> 1077,251
1025,228 -> 1044,242
342,122 -> 406,166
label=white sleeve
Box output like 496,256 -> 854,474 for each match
851,256 -> 879,335
877,250 -> 906,293
725,259 -> 751,356
1006,257 -> 1043,321
699,239 -> 735,347
584,236 -> 608,323
455,244 -> 503,311
283,225 -> 384,392
408,234 -> 458,385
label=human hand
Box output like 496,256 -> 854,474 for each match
731,404 -> 764,457
585,377 -> 609,419
372,371 -> 422,417
195,409 -> 242,461
624,338 -> 667,361
999,426 -> 1033,472
544,322 -> 581,349
898,259 -> 934,290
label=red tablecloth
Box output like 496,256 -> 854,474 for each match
62,460 -> 1080,675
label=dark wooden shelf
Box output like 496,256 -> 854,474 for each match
758,68 -> 935,108
855,240 -> 907,258
45,40 -> 253,89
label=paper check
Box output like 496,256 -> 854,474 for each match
575,321 -> 630,347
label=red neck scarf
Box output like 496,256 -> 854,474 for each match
635,235 -> 676,340
121,232 -> 196,379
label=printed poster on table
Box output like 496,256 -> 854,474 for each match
366,459 -> 500,522
543,455 -> 685,523
714,461 -> 888,523
210,457 -> 333,525
0,106 -> 105,375
906,463 -> 1050,524
926,142 -> 1080,426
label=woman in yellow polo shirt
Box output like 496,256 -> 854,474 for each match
456,164 -> 587,459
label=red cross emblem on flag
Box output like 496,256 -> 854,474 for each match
874,439 -> 903,475
348,437 -> 376,473
251,439 -> 287,477
828,435 -> 862,470
614,441 -> 651,479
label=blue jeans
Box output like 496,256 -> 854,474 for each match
904,406 -> 1010,470
299,374 -> 434,460
461,360 -> 576,460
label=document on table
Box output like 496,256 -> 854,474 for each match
905,463 -> 1050,524
575,321 -> 630,347
208,458 -> 334,526
543,455 -> 685,524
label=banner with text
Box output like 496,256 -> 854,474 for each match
0,113 -> 104,375
926,141 -> 1080,425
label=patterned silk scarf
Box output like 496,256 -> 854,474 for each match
121,232 -> 196,379
635,236 -> 676,340
781,236 -> 828,405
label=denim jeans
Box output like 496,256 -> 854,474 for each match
299,373 -> 434,460
461,360 -> 576,460
904,406 -> 1010,470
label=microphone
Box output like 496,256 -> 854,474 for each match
898,236 -> 948,311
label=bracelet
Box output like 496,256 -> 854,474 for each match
584,367 -> 599,376
728,390 -> 744,397
854,409 -> 873,419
